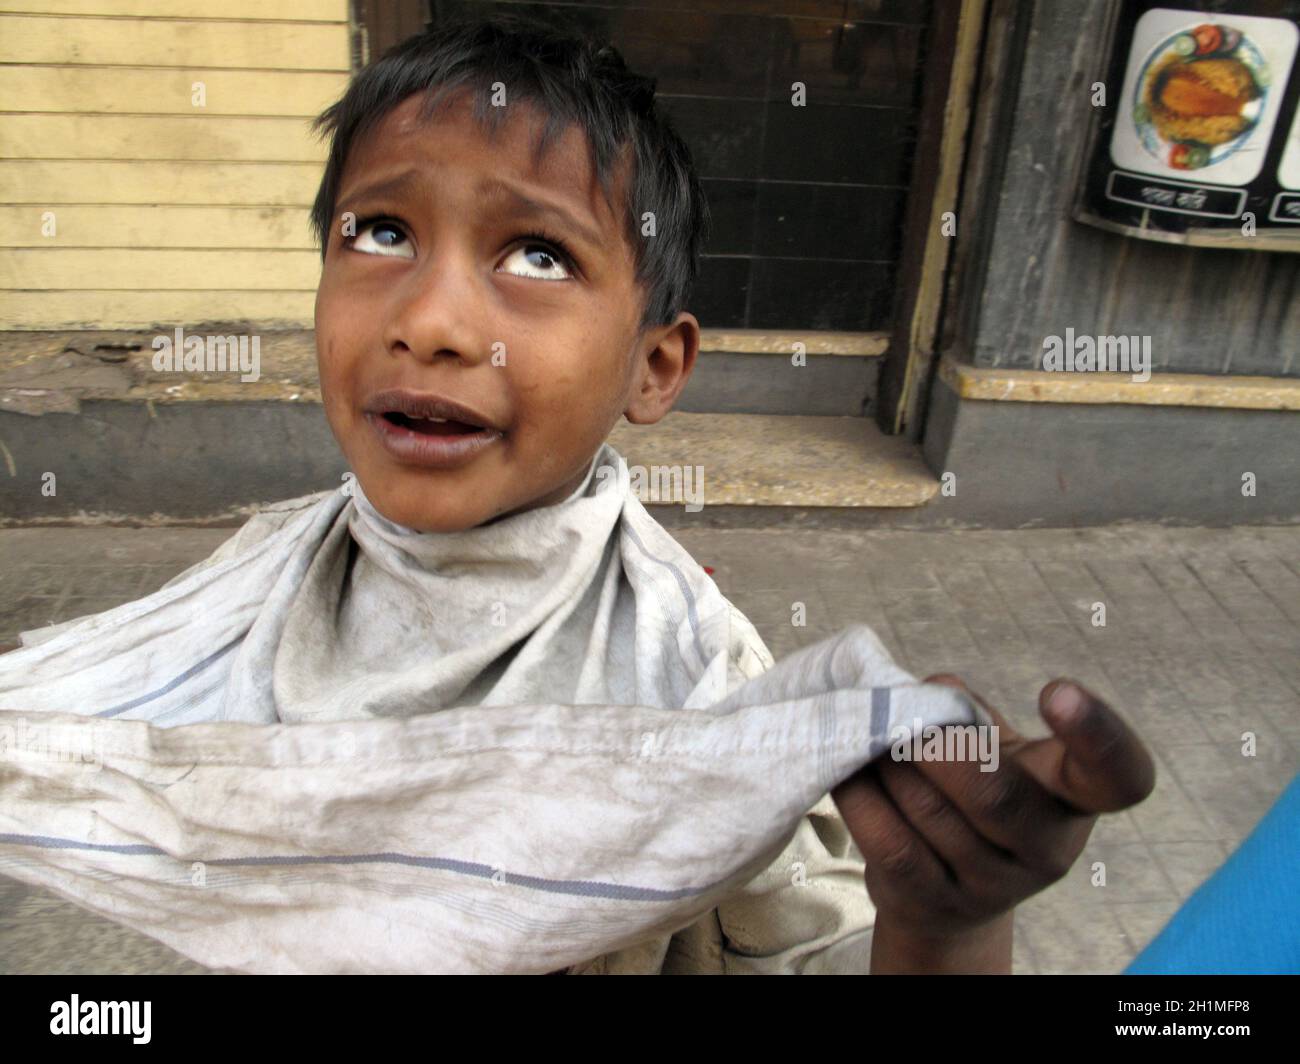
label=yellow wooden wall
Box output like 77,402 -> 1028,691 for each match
0,0 -> 353,330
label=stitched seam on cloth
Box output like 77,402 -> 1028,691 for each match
73,726 -> 899,768
56,684 -> 920,763
817,693 -> 836,794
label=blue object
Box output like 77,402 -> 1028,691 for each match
1126,772 -> 1300,974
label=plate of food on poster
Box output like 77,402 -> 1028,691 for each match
1132,21 -> 1270,172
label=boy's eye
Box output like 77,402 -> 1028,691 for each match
350,220 -> 414,259
498,242 -> 573,282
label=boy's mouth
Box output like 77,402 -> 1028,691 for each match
364,389 -> 503,431
381,411 -> 482,436
363,389 -> 505,469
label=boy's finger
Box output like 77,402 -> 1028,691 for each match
874,759 -> 1034,897
1021,680 -> 1157,813
832,766 -> 948,890
902,677 -> 1090,866
905,735 -> 1090,868
923,674 -> 1024,745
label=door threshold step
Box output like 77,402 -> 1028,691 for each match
607,413 -> 938,508
0,331 -> 937,521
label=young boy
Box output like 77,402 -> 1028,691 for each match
0,13 -> 1154,975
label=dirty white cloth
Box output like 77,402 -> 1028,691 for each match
0,442 -> 983,974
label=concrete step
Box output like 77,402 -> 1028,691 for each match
0,330 -> 932,524
609,412 -> 937,508
681,329 -> 885,416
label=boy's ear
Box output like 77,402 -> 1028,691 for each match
623,311 -> 700,425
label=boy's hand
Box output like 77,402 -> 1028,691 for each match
831,676 -> 1156,973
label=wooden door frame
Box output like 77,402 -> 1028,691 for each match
875,0 -> 997,439
353,0 -> 431,67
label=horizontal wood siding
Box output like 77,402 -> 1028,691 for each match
0,0 -> 351,329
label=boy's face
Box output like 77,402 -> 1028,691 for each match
314,90 -> 697,532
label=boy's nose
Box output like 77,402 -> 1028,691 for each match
381,254 -> 491,367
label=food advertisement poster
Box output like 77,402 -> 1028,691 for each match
1077,1 -> 1300,244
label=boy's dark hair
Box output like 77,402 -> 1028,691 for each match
309,12 -> 709,329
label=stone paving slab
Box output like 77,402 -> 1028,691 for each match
0,522 -> 1296,974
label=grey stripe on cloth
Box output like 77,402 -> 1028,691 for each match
620,517 -> 711,671
0,832 -> 722,902
93,637 -> 242,719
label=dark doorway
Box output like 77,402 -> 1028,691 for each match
353,1 -> 936,336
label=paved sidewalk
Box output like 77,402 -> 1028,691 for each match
1,521 -> 1297,974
